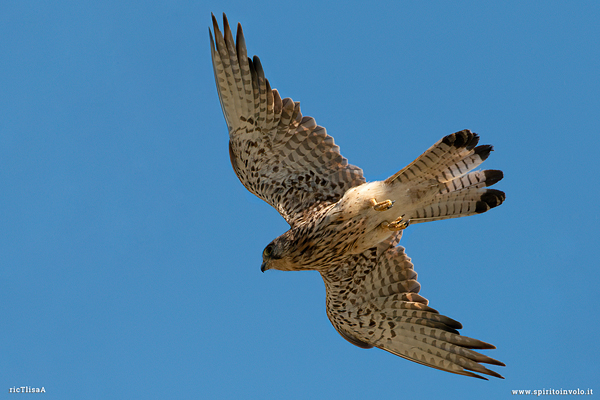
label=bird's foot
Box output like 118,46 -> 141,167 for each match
370,198 -> 395,211
386,215 -> 410,231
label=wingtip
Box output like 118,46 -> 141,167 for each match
211,13 -> 220,36
222,12 -> 231,35
464,371 -> 489,380
462,364 -> 505,380
236,22 -> 245,47
253,55 -> 264,78
208,18 -> 216,53
484,368 -> 505,379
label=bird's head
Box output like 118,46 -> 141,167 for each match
260,233 -> 299,272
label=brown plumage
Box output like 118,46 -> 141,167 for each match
210,13 -> 505,379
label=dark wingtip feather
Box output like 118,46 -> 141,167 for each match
438,315 -> 463,330
222,13 -> 231,37
211,13 -> 222,43
481,369 -> 505,379
211,12 -> 218,29
236,22 -> 245,48
253,55 -> 264,78
462,337 -> 497,350
464,371 -> 489,380
247,56 -> 256,78
235,23 -> 247,67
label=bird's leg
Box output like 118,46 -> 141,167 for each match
385,215 -> 410,231
370,198 -> 395,211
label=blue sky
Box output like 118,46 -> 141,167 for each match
2,1 -> 599,399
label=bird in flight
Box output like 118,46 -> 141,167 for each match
210,13 -> 505,379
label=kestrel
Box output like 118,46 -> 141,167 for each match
210,13 -> 505,379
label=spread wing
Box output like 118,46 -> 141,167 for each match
321,233 -> 505,379
210,13 -> 365,226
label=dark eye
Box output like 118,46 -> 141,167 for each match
263,244 -> 274,258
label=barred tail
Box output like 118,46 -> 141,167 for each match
387,130 -> 505,223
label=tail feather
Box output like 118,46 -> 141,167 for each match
437,145 -> 491,183
440,169 -> 503,194
386,130 -> 485,185
387,130 -> 504,223
410,188 -> 505,223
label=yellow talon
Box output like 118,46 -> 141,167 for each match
386,215 -> 410,231
371,199 -> 394,211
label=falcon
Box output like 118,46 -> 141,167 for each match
210,13 -> 505,379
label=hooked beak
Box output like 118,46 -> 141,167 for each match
260,261 -> 268,273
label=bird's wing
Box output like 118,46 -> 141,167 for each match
210,13 -> 365,226
320,233 -> 505,379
